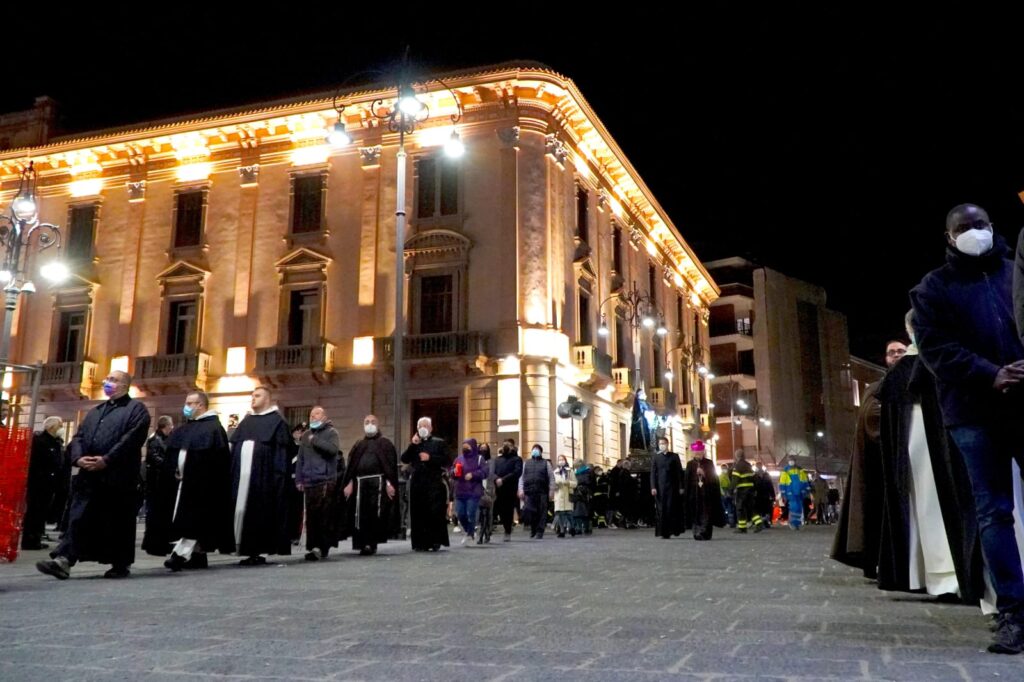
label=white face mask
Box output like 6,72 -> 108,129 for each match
364,423 -> 378,436
418,427 -> 430,439
955,228 -> 993,256
55,428 -> 66,440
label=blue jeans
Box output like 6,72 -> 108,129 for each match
949,424 -> 1024,614
455,497 -> 480,537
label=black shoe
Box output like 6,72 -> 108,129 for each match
556,533 -> 565,538
104,566 -> 130,579
989,616 -> 1024,654
753,524 -> 764,534
36,557 -> 70,580
304,549 -> 321,562
185,553 -> 208,569
734,528 -> 748,534
164,553 -> 187,572
430,544 -> 441,552
239,555 -> 267,566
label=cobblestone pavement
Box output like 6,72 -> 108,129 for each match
0,524 -> 1019,681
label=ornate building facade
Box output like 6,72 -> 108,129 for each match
0,63 -> 719,462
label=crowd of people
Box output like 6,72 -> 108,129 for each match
833,203 -> 1024,655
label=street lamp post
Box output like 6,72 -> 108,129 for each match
0,162 -> 67,366
330,50 -> 464,449
597,282 -> 666,392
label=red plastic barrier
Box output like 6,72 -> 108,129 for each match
0,427 -> 32,563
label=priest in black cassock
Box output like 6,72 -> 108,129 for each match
875,312 -> 984,602
162,391 -> 235,571
36,370 -> 150,580
650,435 -> 684,539
683,440 -> 725,541
400,416 -> 450,552
342,414 -> 398,555
229,386 -> 296,566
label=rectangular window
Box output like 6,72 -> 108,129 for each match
416,155 -> 459,219
56,310 -> 86,363
612,225 -> 623,273
578,291 -> 592,345
648,264 -> 658,307
166,300 -> 198,355
419,275 -> 454,334
67,205 -> 96,261
174,191 -> 204,248
291,175 -> 324,234
575,184 -> 589,241
288,289 -> 321,346
615,311 -> 628,368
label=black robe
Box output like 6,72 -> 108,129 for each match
229,409 -> 296,557
876,353 -> 984,602
342,434 -> 398,550
832,380 -> 884,578
164,415 -> 235,554
684,457 -> 726,535
651,451 -> 684,538
21,430 -> 62,548
53,395 -> 150,567
401,436 -> 449,550
142,432 -> 175,556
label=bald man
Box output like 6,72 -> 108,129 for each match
37,371 -> 150,580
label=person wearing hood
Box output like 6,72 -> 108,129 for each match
912,203 -> 1024,654
342,415 -> 397,556
650,435 -> 683,539
475,443 -> 496,544
552,454 -> 577,538
227,386 -> 296,566
683,441 -> 725,540
451,438 -> 487,545
295,406 -> 343,561
493,438 -> 523,541
572,459 -> 595,535
162,391 -> 235,571
518,444 -> 555,539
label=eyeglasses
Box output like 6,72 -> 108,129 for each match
886,348 -> 907,357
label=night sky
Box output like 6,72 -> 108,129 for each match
9,9 -> 1024,362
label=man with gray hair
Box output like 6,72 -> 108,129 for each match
37,370 -> 150,580
21,416 -> 64,550
400,417 -> 450,551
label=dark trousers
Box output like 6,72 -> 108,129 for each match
21,482 -> 52,548
304,480 -> 338,554
477,505 -> 492,541
950,424 -> 1024,615
495,491 -> 519,535
522,493 -> 548,537
735,487 -> 760,529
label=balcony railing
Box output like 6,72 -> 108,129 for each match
136,353 -> 210,380
255,343 -> 336,373
612,367 -> 633,393
649,387 -> 677,413
374,332 -> 486,361
41,360 -> 96,387
573,345 -> 612,378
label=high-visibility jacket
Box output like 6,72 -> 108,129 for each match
731,460 -> 755,489
779,465 -> 810,500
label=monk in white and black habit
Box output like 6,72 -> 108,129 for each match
400,416 -> 450,552
683,440 -> 726,541
37,370 -> 150,580
342,414 -> 398,555
162,391 -> 236,571
876,311 -> 984,602
229,386 -> 296,566
650,435 -> 684,539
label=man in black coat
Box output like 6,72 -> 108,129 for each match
21,417 -> 64,550
37,371 -> 150,579
142,415 -> 175,556
163,391 -> 235,571
492,438 -> 523,541
913,204 -> 1024,654
400,416 -> 450,551
650,435 -> 683,539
